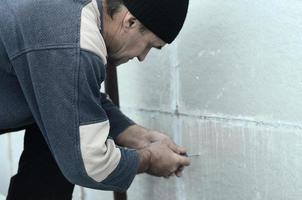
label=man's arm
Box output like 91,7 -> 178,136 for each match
12,48 -> 142,192
98,97 -> 191,177
99,93 -> 136,140
98,94 -> 185,152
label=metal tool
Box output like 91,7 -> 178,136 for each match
187,154 -> 201,157
181,152 -> 201,157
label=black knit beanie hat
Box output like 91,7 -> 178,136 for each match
123,0 -> 189,44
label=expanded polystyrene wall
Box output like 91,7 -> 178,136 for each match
117,0 -> 302,199
1,0 -> 302,199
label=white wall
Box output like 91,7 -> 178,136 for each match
118,0 -> 302,124
116,0 -> 302,199
1,0 -> 302,199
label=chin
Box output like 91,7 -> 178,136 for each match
116,59 -> 131,66
108,58 -> 125,67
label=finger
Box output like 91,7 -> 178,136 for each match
177,155 -> 191,166
168,142 -> 187,155
177,147 -> 187,154
175,170 -> 182,177
164,172 -> 174,179
162,136 -> 188,155
166,140 -> 180,154
175,166 -> 184,177
176,165 -> 184,172
177,166 -> 184,172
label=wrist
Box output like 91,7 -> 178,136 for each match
137,148 -> 152,174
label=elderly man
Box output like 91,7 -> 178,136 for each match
0,0 -> 190,199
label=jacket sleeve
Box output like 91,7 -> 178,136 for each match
11,48 -> 139,192
100,93 -> 136,140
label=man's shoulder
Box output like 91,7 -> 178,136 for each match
0,0 -> 92,58
80,0 -> 107,64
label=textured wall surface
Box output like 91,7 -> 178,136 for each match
1,0 -> 302,199
117,0 -> 302,199
123,112 -> 302,200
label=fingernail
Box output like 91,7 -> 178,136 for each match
180,152 -> 188,157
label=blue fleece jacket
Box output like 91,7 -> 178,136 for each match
0,0 -> 139,192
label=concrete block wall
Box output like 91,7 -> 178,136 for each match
1,0 -> 302,199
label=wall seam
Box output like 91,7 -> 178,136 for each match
121,106 -> 302,130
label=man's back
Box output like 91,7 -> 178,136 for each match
0,37 -> 33,129
0,0 -> 84,129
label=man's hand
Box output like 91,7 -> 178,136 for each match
137,141 -> 191,178
116,125 -> 190,177
136,129 -> 190,177
115,125 -> 151,150
147,129 -> 187,155
116,125 -> 186,153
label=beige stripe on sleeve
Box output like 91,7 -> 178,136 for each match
80,0 -> 107,64
79,121 -> 121,182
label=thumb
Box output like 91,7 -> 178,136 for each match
177,154 -> 191,166
177,147 -> 187,154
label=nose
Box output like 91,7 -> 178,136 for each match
137,48 -> 150,62
137,53 -> 147,62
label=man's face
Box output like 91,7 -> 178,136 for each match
107,18 -> 166,66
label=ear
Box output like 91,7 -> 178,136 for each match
122,12 -> 139,31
